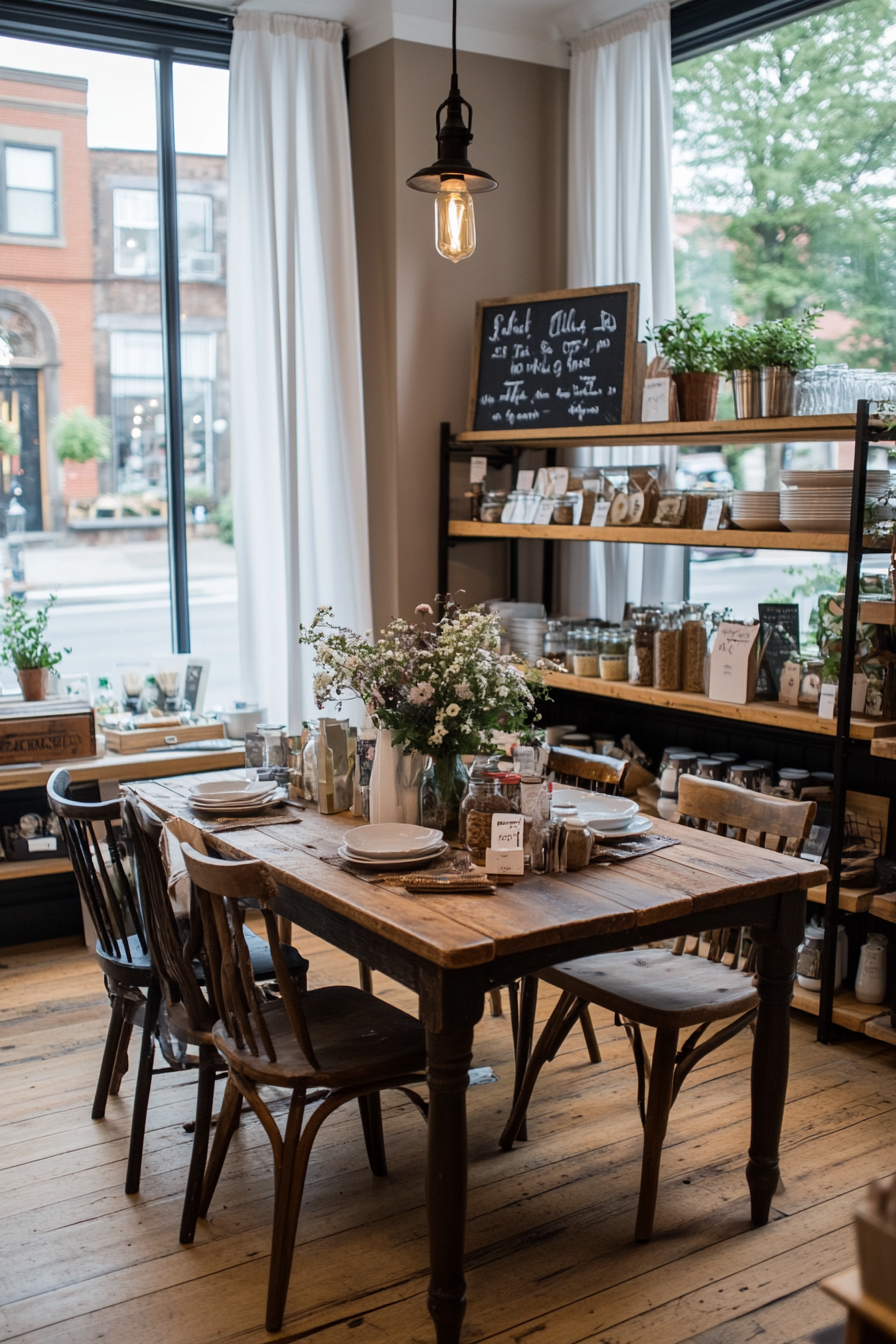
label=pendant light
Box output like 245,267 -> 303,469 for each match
406,0 -> 497,262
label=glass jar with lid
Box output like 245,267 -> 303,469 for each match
654,610 -> 683,690
478,490 -> 507,523
681,602 -> 709,694
569,627 -> 600,678
599,626 -> 629,681
543,618 -> 567,664
552,493 -> 577,526
630,606 -> 661,685
460,756 -> 503,857
494,771 -> 522,815
704,609 -> 731,694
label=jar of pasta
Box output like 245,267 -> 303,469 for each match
654,610 -> 683,691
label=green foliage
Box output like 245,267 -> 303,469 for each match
52,408 -> 110,464
0,595 -> 70,670
647,307 -> 723,373
754,310 -> 820,371
765,562 -> 846,639
0,421 -> 20,457
673,0 -> 896,367
212,492 -> 233,545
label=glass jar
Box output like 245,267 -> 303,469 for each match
494,772 -> 522,814
599,626 -> 629,681
570,627 -> 600,678
729,763 -> 762,792
461,773 -> 505,863
542,619 -> 567,663
654,610 -> 682,690
552,493 -> 577,526
563,819 -> 593,870
630,606 -> 660,686
479,490 -> 508,524
681,602 -> 709,694
302,725 -> 320,802
704,609 -> 731,695
458,754 -> 500,844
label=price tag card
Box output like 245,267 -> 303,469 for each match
779,660 -> 801,707
590,500 -> 611,527
470,456 -> 488,484
485,847 -> 525,875
491,814 -> 524,849
641,376 -> 672,423
533,497 -> 555,525
707,621 -> 761,704
516,469 -> 535,492
702,499 -> 724,530
818,683 -> 837,719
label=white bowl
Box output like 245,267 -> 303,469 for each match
344,823 -> 444,858
563,794 -> 639,826
191,779 -> 275,799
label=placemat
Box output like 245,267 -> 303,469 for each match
590,834 -> 681,863
318,846 -> 470,885
168,803 -> 306,833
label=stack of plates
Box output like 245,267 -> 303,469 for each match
730,491 -> 782,531
189,778 -> 285,816
780,469 -> 891,533
508,617 -> 548,663
551,788 -> 653,838
338,822 -> 447,871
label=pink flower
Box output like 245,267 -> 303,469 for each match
408,681 -> 435,705
415,604 -> 434,616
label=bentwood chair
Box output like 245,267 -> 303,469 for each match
179,838 -> 428,1333
499,776 -> 816,1242
121,791 -> 310,1241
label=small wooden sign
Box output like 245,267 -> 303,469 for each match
467,284 -> 640,433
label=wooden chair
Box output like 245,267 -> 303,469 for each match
179,839 -> 428,1332
499,776 -> 816,1242
121,791 -> 310,1241
548,747 -> 629,795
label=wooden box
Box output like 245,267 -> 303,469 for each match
104,720 -> 225,754
0,699 -> 96,766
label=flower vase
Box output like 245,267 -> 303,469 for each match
368,728 -> 404,824
420,753 -> 469,844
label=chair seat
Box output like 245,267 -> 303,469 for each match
95,934 -> 153,984
243,927 -> 308,981
541,948 -> 758,1030
213,984 -> 427,1089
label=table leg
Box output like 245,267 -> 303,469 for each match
747,892 -> 805,1226
425,1024 -> 474,1344
514,975 -> 539,1143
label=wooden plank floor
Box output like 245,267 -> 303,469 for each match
2,930 -> 895,1344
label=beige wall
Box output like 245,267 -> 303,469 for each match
350,39 -> 568,631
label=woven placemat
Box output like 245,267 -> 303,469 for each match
318,846 -> 470,885
169,803 -> 306,833
590,834 -> 681,863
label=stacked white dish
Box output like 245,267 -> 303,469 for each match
551,788 -> 653,838
779,469 -> 891,533
339,822 -> 447,870
508,617 -> 548,663
189,778 -> 285,816
730,491 -> 782,531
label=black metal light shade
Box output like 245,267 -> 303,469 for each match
406,73 -> 498,195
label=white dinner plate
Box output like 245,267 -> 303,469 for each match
190,780 -> 276,800
337,842 -> 449,870
588,816 -> 653,839
781,469 -> 890,490
344,823 -> 443,858
189,788 -> 279,806
191,793 -> 285,816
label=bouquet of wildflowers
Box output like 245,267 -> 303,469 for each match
299,599 -> 545,756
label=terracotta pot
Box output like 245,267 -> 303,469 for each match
17,667 -> 52,701
62,459 -> 99,503
673,372 -> 720,423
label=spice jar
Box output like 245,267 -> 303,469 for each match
681,603 -> 709,694
543,618 -> 568,665
729,763 -> 761,792
494,772 -> 522,815
552,493 -> 577,525
695,757 -> 724,780
599,626 -> 629,681
570,627 -> 600,677
777,767 -> 810,799
630,606 -> 660,686
479,490 -> 508,523
654,610 -> 682,691
563,819 -> 593,870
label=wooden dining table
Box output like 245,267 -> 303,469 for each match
134,769 -> 823,1344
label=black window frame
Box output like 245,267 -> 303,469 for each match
0,0 -> 233,653
671,0 -> 846,62
1,140 -> 58,240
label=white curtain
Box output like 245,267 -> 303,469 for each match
562,1 -> 683,620
228,13 -> 372,727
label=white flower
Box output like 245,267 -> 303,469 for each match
408,681 -> 435,705
454,682 -> 473,700
445,703 -> 460,718
415,603 -> 434,615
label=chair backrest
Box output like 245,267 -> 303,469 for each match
179,838 -> 319,1069
548,748 -> 628,795
47,768 -> 146,963
677,776 -> 816,853
122,791 -> 214,1034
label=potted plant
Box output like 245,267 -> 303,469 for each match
754,310 -> 820,417
0,594 -> 70,700
720,324 -> 764,419
52,408 -> 110,504
648,307 -> 723,422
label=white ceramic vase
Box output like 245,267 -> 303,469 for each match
368,728 -> 403,824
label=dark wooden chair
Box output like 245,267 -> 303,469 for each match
547,747 -> 629,795
499,776 -> 816,1242
179,838 -> 428,1333
121,790 -> 310,1242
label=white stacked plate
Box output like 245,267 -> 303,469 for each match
780,470 -> 891,533
730,491 -> 782,531
340,822 -> 447,870
508,617 -> 548,663
780,469 -> 890,492
189,779 -> 285,816
551,789 -> 652,837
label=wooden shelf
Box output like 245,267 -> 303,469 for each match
0,744 -> 245,793
870,892 -> 896,924
864,1013 -> 896,1046
807,882 -> 876,914
448,519 -> 884,552
541,670 -> 896,740
455,412 -> 859,449
871,738 -> 896,760
791,983 -> 885,1033
0,856 -> 72,882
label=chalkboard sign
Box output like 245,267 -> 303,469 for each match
467,284 -> 639,433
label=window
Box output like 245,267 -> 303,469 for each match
178,192 -> 218,279
4,144 -> 55,236
113,186 -> 217,280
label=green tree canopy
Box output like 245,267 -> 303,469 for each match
673,0 -> 896,366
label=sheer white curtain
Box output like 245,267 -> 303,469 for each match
562,0 -> 683,620
228,13 -> 372,726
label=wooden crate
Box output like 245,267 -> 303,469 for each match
0,699 -> 96,766
104,720 -> 225,754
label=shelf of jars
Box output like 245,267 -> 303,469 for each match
454,412 -> 860,449
448,520 -> 886,552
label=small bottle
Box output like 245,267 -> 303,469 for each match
529,782 -> 552,873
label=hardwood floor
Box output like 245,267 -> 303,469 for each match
2,928 -> 895,1344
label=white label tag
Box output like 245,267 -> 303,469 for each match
491,814 -> 524,849
547,466 -> 569,499
516,469 -> 535,492
702,499 -> 724,531
642,376 -> 672,423
534,497 -> 555,525
485,847 -> 525,875
27,836 -> 57,853
470,456 -> 487,484
779,660 -> 801,707
818,683 -> 837,719
708,621 -> 761,704
591,500 -> 611,527
852,672 -> 869,714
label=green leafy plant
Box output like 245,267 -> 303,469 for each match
647,307 -> 723,373
0,421 -> 20,457
719,324 -> 764,372
52,408 -> 110,464
212,492 -> 233,545
0,595 -> 70,670
754,309 -> 820,371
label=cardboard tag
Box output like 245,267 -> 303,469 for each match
546,466 -> 569,499
591,500 -> 611,527
470,456 -> 487,484
702,499 -> 724,530
485,847 -> 525,875
491,814 -> 524,849
852,672 -> 869,714
818,683 -> 837,719
641,375 -> 672,423
534,497 -> 555,525
708,622 -> 761,704
27,836 -> 57,853
779,660 -> 802,707
516,469 -> 535,492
